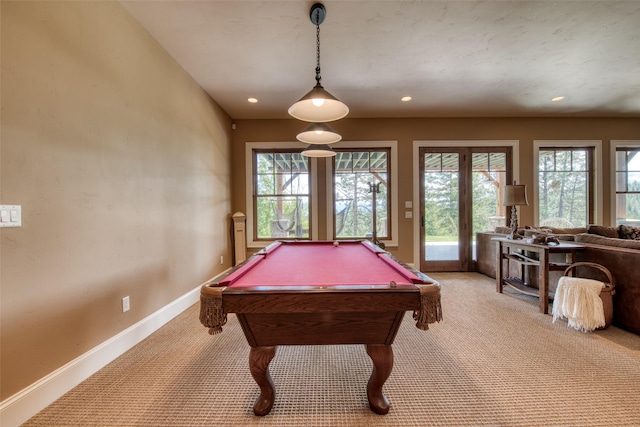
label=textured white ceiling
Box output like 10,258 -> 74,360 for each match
120,1 -> 640,119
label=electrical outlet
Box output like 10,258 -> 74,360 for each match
220,255 -> 224,265
122,296 -> 130,312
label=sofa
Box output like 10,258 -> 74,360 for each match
476,224 -> 640,335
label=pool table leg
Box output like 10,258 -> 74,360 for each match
249,346 -> 276,416
366,344 -> 393,415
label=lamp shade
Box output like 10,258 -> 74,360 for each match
503,183 -> 529,206
301,144 -> 336,157
296,122 -> 342,144
288,83 -> 349,123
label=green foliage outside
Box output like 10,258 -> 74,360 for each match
253,149 -> 640,242
255,152 -> 309,239
538,150 -> 588,227
616,149 -> 640,225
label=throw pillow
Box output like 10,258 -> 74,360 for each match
617,224 -> 640,240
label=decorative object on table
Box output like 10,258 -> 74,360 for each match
503,181 -> 529,239
552,262 -> 615,332
289,3 -> 348,158
532,234 -> 560,245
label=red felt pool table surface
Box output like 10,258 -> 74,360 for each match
220,240 -> 422,288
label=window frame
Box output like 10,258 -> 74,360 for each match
611,140 -> 640,226
533,140 -> 602,227
331,147 -> 392,241
245,142 -> 318,248
326,141 -> 398,247
412,140 -> 519,269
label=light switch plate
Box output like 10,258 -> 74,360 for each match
0,205 -> 21,227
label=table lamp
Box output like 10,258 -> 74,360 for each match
503,181 -> 529,239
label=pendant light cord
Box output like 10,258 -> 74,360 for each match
315,21 -> 322,85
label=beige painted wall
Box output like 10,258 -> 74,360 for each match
232,117 -> 640,262
1,2 -> 232,399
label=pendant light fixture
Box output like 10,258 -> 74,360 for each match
288,3 -> 349,123
296,122 -> 342,144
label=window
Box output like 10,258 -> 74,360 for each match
538,147 -> 594,227
615,147 -> 640,227
471,151 -> 508,234
333,149 -> 390,240
253,150 -> 310,240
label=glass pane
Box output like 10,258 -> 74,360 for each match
254,150 -> 310,241
616,149 -> 640,226
353,152 -> 370,171
273,153 -> 291,172
539,151 -> 555,171
630,172 -> 640,189
616,172 -> 627,192
630,151 -> 640,171
335,152 -> 353,171
256,196 -> 309,239
375,179 -> 388,237
275,172 -> 293,195
291,153 -> 308,173
617,193 -> 640,227
472,154 -> 506,234
371,151 -> 387,172
424,153 -> 459,261
356,174 -> 375,237
472,152 -> 507,261
554,151 -> 572,171
256,153 -> 274,174
472,153 -> 488,169
489,153 -> 506,172
256,197 -> 273,238
276,168 -> 309,195
256,172 -> 275,195
616,150 -> 628,172
424,153 -> 442,171
538,169 -> 588,227
572,150 -> 587,171
334,150 -> 389,239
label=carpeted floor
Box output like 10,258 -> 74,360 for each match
23,273 -> 640,426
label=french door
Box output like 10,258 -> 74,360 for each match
419,147 -> 512,272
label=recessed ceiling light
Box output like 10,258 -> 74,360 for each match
401,96 -> 412,102
551,96 -> 565,102
248,98 -> 258,103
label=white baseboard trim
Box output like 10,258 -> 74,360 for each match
0,284 -> 203,427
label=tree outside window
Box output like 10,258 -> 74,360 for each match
333,150 -> 389,239
472,152 -> 507,233
254,150 -> 310,240
615,148 -> 640,227
538,148 -> 593,228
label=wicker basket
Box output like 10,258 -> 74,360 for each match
563,262 -> 616,329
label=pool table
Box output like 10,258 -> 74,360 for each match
200,240 -> 441,416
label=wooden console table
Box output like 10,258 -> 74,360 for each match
495,238 -> 585,314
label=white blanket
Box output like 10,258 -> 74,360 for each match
552,276 -> 605,332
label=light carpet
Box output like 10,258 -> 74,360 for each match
23,273 -> 640,426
